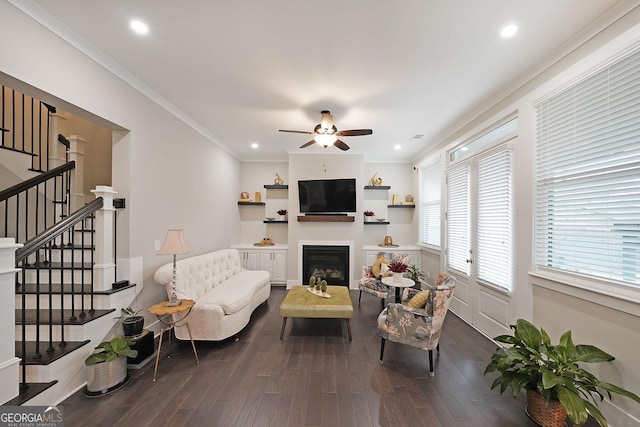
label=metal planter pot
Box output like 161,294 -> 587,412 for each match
86,356 -> 128,395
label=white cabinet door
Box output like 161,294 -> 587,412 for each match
239,249 -> 260,270
259,250 -> 287,284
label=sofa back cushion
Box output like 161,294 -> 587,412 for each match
154,248 -> 245,300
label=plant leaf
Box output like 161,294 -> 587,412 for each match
540,327 -> 551,346
582,399 -> 608,427
516,319 -> 542,350
572,345 -> 614,363
557,385 -> 589,427
596,381 -> 640,404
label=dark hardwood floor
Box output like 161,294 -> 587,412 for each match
59,288 -> 561,426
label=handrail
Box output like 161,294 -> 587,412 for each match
57,134 -> 70,149
15,197 -> 103,263
0,161 -> 75,202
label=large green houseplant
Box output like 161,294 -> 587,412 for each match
484,319 -> 640,427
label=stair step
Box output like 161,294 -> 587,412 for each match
16,308 -> 115,325
4,381 -> 58,406
17,282 -> 135,295
23,261 -> 93,270
16,340 -> 91,366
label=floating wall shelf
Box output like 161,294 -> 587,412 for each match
264,184 -> 288,189
388,204 -> 415,209
364,185 -> 391,190
237,202 -> 265,206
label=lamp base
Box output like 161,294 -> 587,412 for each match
165,299 -> 182,307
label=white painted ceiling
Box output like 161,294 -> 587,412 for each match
23,0 -> 624,162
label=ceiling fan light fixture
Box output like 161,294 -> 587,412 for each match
314,133 -> 337,147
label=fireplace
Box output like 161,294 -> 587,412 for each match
302,245 -> 350,287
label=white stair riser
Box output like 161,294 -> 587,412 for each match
16,317 -> 116,344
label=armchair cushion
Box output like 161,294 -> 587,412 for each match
405,290 -> 430,309
359,266 -> 391,298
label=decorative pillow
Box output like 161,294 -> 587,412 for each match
405,290 -> 430,309
371,255 -> 390,278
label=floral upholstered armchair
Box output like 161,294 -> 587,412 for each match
377,273 -> 456,376
358,265 -> 391,310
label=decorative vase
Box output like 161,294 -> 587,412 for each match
365,216 -> 372,222
526,390 -> 567,427
122,316 -> 144,337
393,272 -> 403,282
280,215 -> 286,221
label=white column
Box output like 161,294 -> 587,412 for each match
90,186 -> 117,291
67,135 -> 87,211
0,238 -> 22,404
47,112 -> 68,169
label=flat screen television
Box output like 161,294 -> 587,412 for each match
298,178 -> 356,214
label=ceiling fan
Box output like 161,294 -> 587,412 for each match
279,110 -> 373,151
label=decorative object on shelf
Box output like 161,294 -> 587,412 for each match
157,228 -> 191,307
376,218 -> 387,222
370,172 -> 383,186
379,235 -> 398,247
265,217 -> 275,222
254,191 -> 262,202
254,237 -> 274,246
239,191 -> 251,202
364,210 -> 375,222
392,194 -> 399,205
277,209 -> 288,221
274,173 -> 284,185
484,319 -> 640,427
404,194 -> 415,205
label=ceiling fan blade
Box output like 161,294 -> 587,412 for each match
299,140 -> 316,149
334,139 -> 350,151
336,129 -> 373,137
279,129 -> 314,135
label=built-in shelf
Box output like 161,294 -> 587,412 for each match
264,184 -> 288,189
237,201 -> 265,206
364,185 -> 391,190
388,204 -> 415,208
365,221 -> 390,225
264,220 -> 288,224
297,215 -> 355,223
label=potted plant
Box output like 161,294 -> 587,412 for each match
84,336 -> 138,395
484,319 -> 640,427
277,209 -> 287,221
117,306 -> 144,337
405,264 -> 427,289
388,257 -> 408,282
364,210 -> 375,222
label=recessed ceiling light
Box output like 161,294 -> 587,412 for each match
130,20 -> 149,35
500,24 -> 518,39
394,145 -> 402,150
251,143 -> 259,149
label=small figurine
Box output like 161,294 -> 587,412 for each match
405,194 -> 415,205
274,173 -> 284,185
370,173 -> 383,186
239,191 -> 251,202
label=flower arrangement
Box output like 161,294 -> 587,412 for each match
364,210 -> 375,216
277,209 -> 287,216
388,258 -> 409,273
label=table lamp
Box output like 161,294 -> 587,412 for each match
157,228 -> 190,307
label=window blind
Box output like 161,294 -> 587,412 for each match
420,159 -> 441,247
535,48 -> 640,287
446,166 -> 470,275
477,149 -> 513,290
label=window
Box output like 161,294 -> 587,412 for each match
419,159 -> 441,247
446,165 -> 470,276
535,47 -> 640,288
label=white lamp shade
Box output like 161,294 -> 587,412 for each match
157,229 -> 190,255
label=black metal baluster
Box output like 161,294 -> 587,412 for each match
20,265 -> 28,390
45,245 -> 54,354
33,247 -> 42,361
89,214 -> 95,314
80,217 -> 86,318
59,242 -> 66,347
69,224 -> 77,322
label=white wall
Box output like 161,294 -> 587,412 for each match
413,10 -> 640,426
0,2 -> 242,328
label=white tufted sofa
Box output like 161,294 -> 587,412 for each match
153,248 -> 271,341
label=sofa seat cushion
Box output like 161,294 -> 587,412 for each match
198,270 -> 269,315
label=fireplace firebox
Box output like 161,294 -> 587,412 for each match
302,245 -> 350,287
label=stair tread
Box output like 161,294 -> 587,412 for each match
4,381 -> 58,406
17,282 -> 136,295
16,308 -> 115,325
23,261 -> 93,270
16,340 -> 91,365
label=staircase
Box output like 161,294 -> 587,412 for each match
0,86 -> 137,405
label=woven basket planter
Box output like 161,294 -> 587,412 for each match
526,390 -> 567,427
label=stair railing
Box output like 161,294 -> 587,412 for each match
14,197 -> 103,391
0,161 -> 75,251
1,86 -> 56,172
